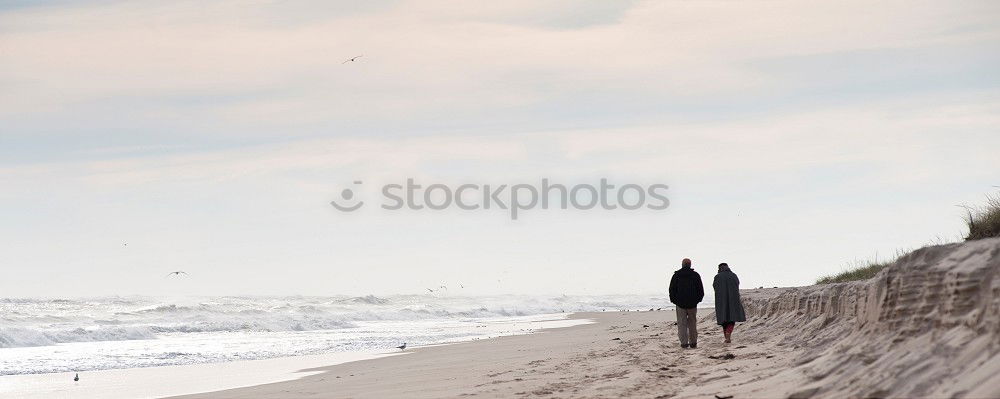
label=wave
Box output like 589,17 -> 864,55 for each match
0,294 -> 668,348
349,295 -> 390,305
0,326 -> 158,348
0,316 -> 359,348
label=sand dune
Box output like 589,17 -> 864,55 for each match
176,237 -> 1000,398
693,236 -> 1000,398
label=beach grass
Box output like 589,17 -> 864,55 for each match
816,253 -> 902,284
962,194 -> 1000,241
818,193 -> 1000,284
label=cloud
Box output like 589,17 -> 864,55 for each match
2,90 -> 995,193
2,0 -> 996,130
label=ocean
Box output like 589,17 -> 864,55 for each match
0,294 -> 670,376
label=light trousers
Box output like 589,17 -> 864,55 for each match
676,307 -> 698,345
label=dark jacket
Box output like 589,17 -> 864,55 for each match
669,266 -> 704,309
713,265 -> 747,324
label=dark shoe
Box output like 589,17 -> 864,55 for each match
690,343 -> 697,349
681,344 -> 689,348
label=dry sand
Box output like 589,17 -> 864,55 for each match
173,237 -> 1000,398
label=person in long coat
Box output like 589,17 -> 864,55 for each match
713,262 -> 746,343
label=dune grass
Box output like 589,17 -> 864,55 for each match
816,252 -> 904,284
816,193 -> 1000,284
962,194 -> 1000,241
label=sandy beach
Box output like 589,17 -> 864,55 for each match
169,311 -> 724,399
161,309 -> 848,399
171,237 -> 1000,399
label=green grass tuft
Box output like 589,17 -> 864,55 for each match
816,193 -> 1000,284
815,250 -> 909,284
962,194 -> 1000,241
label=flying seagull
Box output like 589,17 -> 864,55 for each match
439,285 -> 448,291
426,288 -> 434,293
396,343 -> 407,351
165,271 -> 188,277
342,55 -> 363,64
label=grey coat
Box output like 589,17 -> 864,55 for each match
713,266 -> 746,325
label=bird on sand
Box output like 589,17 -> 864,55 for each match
396,343 -> 407,351
342,55 -> 363,64
74,373 -> 79,382
165,271 -> 188,277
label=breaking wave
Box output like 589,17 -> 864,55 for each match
0,294 -> 667,348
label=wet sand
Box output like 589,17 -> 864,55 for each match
169,310 -> 802,398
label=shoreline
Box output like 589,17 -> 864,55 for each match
0,313 -> 593,399
0,351 -> 398,399
168,310 -> 738,399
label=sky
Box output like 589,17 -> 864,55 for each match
1,0 -> 999,297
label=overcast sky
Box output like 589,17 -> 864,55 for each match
1,0 -> 999,297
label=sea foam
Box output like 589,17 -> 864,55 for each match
0,294 -> 668,375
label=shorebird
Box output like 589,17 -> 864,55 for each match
342,55 -> 363,64
74,373 -> 79,382
165,271 -> 188,277
396,343 -> 406,351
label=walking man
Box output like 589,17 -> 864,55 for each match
669,258 -> 704,348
